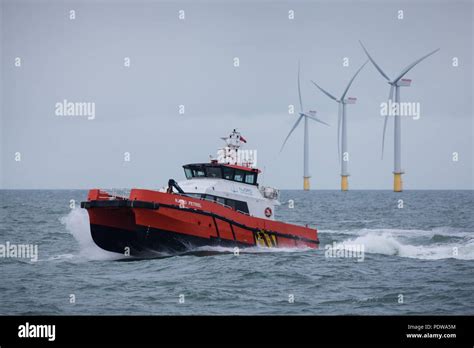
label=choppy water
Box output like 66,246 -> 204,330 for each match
0,190 -> 473,315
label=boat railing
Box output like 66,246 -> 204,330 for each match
236,209 -> 250,216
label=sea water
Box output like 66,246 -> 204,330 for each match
0,190 -> 473,315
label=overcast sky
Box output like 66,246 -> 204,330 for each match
1,0 -> 473,189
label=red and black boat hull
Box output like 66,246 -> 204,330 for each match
81,189 -> 319,256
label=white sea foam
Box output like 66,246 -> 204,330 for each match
321,227 -> 474,238
59,208 -> 123,261
191,245 -> 312,254
327,229 -> 474,260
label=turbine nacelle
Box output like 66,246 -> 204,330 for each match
343,97 -> 357,104
389,78 -> 412,87
397,78 -> 412,87
299,110 -> 316,117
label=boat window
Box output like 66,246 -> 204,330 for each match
235,200 -> 249,214
234,170 -> 245,182
225,199 -> 236,210
206,167 -> 222,178
184,164 -> 258,186
245,173 -> 255,185
225,198 -> 249,214
215,197 -> 225,205
193,168 -> 206,177
223,167 -> 234,180
184,168 -> 193,179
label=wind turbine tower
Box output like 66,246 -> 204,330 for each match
360,41 -> 439,192
311,61 -> 367,191
281,62 -> 329,191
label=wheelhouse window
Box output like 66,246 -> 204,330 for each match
245,173 -> 256,185
183,164 -> 258,186
223,167 -> 234,180
184,168 -> 193,179
193,168 -> 206,177
206,167 -> 222,178
234,170 -> 245,182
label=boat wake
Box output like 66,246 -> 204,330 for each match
321,228 -> 474,260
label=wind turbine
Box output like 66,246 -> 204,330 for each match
311,60 -> 368,191
360,41 -> 439,192
281,62 -> 329,191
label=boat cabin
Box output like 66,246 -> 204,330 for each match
173,130 -> 279,220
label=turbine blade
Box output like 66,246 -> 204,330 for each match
393,48 -> 440,84
305,113 -> 330,126
280,115 -> 304,152
340,60 -> 368,100
359,40 -> 391,81
381,85 -> 394,159
311,80 -> 338,101
298,61 -> 303,113
337,103 -> 342,161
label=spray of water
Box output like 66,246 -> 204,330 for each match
59,208 -> 123,261
323,228 -> 474,260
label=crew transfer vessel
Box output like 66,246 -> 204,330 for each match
81,130 -> 319,255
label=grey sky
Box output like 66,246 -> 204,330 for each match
1,0 -> 473,189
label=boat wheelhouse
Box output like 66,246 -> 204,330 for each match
170,130 -> 279,220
